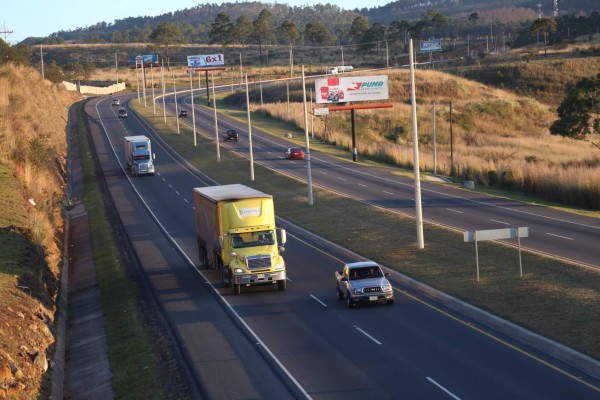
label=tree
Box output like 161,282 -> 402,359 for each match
277,20 -> 299,46
252,9 -> 276,64
361,23 -> 387,51
530,17 -> 557,57
550,73 -> 600,150
209,12 -> 234,47
149,23 -> 184,68
45,61 -> 63,83
349,16 -> 369,44
304,22 -> 332,56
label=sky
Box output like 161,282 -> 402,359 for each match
2,0 -> 388,44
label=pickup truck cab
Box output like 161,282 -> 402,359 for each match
335,261 -> 394,308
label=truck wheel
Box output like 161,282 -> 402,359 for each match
277,279 -> 286,291
336,287 -> 343,300
346,293 -> 355,309
233,283 -> 241,295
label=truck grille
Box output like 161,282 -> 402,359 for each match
246,256 -> 272,270
363,287 -> 383,293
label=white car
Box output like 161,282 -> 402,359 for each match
111,98 -> 120,106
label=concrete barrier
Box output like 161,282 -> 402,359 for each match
462,180 -> 475,189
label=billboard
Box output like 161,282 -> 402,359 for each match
420,39 -> 442,53
129,54 -> 159,69
315,76 -> 389,104
187,54 -> 225,69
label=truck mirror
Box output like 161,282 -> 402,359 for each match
153,153 -> 156,160
280,229 -> 287,245
278,246 -> 285,253
229,251 -> 236,257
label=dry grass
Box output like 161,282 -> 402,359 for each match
253,67 -> 600,209
0,63 -> 81,278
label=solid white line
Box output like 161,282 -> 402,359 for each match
490,219 -> 510,225
446,208 -> 463,214
383,190 -> 394,195
310,294 -> 327,307
426,377 -> 461,400
354,326 -> 382,345
546,232 -> 575,241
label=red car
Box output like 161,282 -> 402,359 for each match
285,147 -> 305,160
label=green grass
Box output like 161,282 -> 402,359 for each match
132,97 -> 600,361
76,104 -> 172,399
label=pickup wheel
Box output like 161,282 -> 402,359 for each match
336,287 -> 343,300
277,279 -> 286,291
233,283 -> 241,295
346,293 -> 355,309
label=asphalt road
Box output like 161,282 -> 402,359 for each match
83,93 -> 600,399
170,88 -> 600,270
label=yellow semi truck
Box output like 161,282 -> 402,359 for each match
192,184 -> 287,294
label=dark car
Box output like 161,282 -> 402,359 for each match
178,110 -> 188,117
117,108 -> 128,118
223,129 -> 239,142
285,147 -> 305,160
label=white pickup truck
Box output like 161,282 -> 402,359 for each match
335,261 -> 394,308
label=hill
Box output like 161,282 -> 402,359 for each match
0,64 -> 80,398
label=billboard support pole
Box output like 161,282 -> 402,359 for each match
205,70 -> 210,106
351,109 -> 357,162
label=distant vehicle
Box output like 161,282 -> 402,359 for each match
335,261 -> 394,308
223,129 -> 239,142
178,110 -> 188,117
117,108 -> 128,118
111,98 -> 120,106
284,147 -> 305,160
123,135 -> 155,176
327,65 -> 353,75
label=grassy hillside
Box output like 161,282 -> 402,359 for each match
247,60 -> 600,210
0,64 -> 79,398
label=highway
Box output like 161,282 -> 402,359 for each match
82,93 -> 600,399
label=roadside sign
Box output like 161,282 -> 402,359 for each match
315,75 -> 389,104
313,108 -> 329,116
463,227 -> 530,282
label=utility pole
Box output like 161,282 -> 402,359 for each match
1,21 -> 13,43
40,45 -> 45,80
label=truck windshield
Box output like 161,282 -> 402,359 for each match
349,267 -> 383,280
231,230 -> 275,248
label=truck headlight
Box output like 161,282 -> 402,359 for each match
383,284 -> 392,292
233,268 -> 244,274
273,261 -> 285,270
352,287 -> 363,294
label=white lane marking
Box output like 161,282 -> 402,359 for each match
446,208 -> 463,214
546,232 -> 575,241
383,190 -> 394,195
320,171 -> 328,174
490,219 -> 510,225
176,191 -> 180,196
337,177 -> 347,181
310,294 -> 327,307
354,326 -> 382,345
162,177 -> 166,182
168,184 -> 173,189
358,183 -> 368,187
184,198 -> 189,203
426,377 -> 461,400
